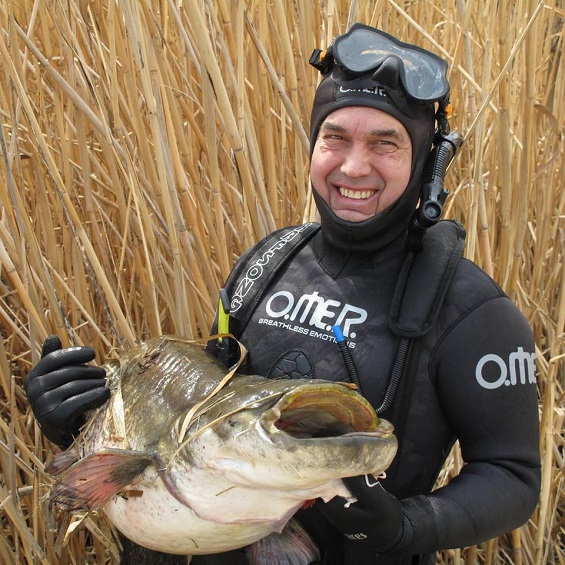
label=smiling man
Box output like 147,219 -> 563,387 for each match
26,23 -> 540,565
311,107 -> 412,222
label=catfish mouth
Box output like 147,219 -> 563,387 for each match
267,385 -> 392,439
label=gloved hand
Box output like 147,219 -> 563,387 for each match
317,475 -> 406,553
24,336 -> 110,448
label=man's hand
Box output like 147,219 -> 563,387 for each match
317,475 -> 405,553
24,336 -> 110,448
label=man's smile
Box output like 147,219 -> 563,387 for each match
338,187 -> 377,200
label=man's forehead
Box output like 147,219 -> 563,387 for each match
321,107 -> 409,139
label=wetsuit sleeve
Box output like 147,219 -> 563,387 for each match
398,296 -> 541,554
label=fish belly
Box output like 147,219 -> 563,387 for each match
103,469 -> 287,555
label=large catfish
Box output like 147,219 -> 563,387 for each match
47,336 -> 397,560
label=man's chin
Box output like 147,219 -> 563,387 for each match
333,208 -> 376,223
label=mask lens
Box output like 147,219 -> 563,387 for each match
333,25 -> 448,102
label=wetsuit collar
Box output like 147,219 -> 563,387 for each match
313,189 -> 415,276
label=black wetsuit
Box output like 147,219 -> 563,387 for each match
201,220 -> 540,565
196,69 -> 540,561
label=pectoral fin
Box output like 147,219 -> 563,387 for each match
245,518 -> 320,564
49,449 -> 154,511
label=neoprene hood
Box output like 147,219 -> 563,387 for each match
308,24 -> 450,251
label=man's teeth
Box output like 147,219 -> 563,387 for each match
339,187 -> 375,200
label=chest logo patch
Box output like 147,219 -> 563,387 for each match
261,290 -> 367,342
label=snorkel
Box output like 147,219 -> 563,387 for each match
408,129 -> 463,250
309,24 -> 460,253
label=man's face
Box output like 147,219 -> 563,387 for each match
310,106 -> 412,223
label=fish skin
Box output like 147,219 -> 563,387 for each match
47,336 -> 397,556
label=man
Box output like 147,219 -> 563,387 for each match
25,24 -> 540,565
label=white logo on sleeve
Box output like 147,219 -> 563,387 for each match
475,347 -> 537,389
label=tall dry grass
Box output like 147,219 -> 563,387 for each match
0,0 -> 562,563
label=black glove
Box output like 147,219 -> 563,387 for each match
24,336 -> 110,448
317,475 -> 406,553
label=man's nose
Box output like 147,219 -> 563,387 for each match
340,147 -> 372,177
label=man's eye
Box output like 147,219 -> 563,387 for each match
372,140 -> 397,152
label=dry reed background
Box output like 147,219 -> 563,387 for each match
0,0 -> 562,563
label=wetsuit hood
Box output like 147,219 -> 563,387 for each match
309,53 -> 437,254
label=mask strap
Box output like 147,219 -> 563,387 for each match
435,96 -> 452,135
